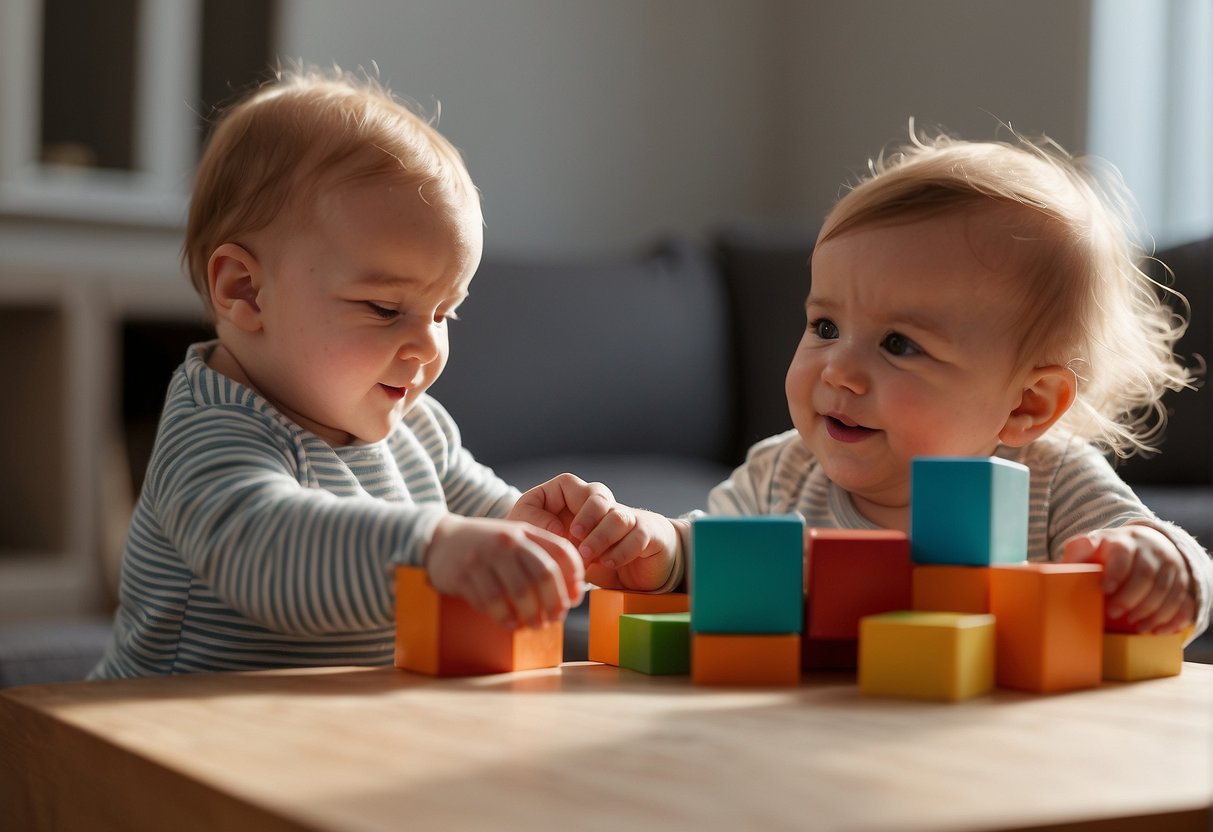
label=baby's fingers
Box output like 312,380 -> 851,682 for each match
465,568 -> 515,629
523,527 -> 586,611
508,500 -> 566,537
592,525 -> 656,572
1061,533 -> 1099,563
576,506 -> 636,566
1151,594 -> 1197,635
1124,565 -> 1178,628
489,555 -> 547,628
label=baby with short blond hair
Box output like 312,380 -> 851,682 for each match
92,67 -> 679,679
569,129 -> 1211,640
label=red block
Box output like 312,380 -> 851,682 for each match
806,529 -> 912,639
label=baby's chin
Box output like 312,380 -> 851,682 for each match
816,455 -> 910,504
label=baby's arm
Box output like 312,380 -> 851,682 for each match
510,474 -> 685,592
1062,526 -> 1196,634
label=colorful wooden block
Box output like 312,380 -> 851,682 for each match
394,566 -> 563,676
1103,631 -> 1186,681
912,565 -> 991,614
619,612 -> 691,675
805,529 -> 912,639
691,633 -> 801,686
858,611 -> 995,701
910,457 -> 1029,566
988,563 -> 1103,693
691,515 -> 804,634
588,589 -> 690,666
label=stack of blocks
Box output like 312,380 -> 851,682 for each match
858,456 -> 1184,701
689,515 -> 805,685
390,455 -> 1188,690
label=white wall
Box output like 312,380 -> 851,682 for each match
777,0 -> 1091,223
0,1 -> 1095,264
279,0 -> 787,258
278,0 -> 1092,257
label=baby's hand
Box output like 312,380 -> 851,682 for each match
509,474 -> 682,592
1061,525 -> 1195,634
424,514 -> 584,629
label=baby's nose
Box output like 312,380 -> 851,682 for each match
398,320 -> 442,363
821,348 -> 868,394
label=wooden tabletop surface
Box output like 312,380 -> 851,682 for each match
3,662 -> 1211,832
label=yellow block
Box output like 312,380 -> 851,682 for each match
1102,630 -> 1185,681
859,611 -> 995,702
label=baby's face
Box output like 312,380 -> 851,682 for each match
786,212 -> 1030,517
246,178 -> 482,445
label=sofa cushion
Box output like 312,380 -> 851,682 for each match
0,617 -> 112,688
432,240 -> 734,471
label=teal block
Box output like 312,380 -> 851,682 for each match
910,457 -> 1029,566
618,612 -> 691,675
691,514 -> 805,633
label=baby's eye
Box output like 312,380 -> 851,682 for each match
882,332 -> 920,356
810,318 -> 839,340
366,302 -> 398,320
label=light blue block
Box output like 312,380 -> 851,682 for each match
910,457 -> 1029,566
691,514 -> 805,634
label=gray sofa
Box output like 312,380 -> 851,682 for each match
3,227 -> 1210,685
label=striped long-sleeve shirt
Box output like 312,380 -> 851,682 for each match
90,342 -> 519,679
707,429 -> 1213,640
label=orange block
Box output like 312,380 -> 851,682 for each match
692,633 -> 801,686
989,563 -> 1103,693
588,589 -> 690,666
912,565 -> 991,614
394,566 -> 563,676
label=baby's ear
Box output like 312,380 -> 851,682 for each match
208,243 -> 263,332
998,365 -> 1077,447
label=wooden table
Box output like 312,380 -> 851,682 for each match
2,662 -> 1211,832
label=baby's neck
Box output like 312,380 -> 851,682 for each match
849,494 -> 909,533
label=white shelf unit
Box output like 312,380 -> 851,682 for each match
0,0 -> 275,623
0,260 -> 205,623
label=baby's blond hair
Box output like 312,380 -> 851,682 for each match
183,65 -> 477,318
819,128 -> 1195,457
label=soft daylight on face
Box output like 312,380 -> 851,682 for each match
785,213 -> 1029,526
248,178 -> 483,446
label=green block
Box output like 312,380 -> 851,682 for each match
618,612 -> 691,675
691,514 -> 805,633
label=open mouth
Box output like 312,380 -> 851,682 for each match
825,415 -> 877,443
379,384 -> 407,401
